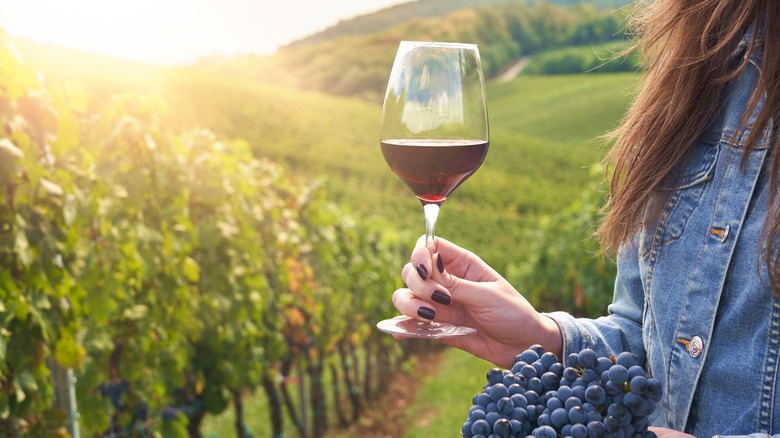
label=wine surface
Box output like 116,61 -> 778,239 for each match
381,139 -> 488,204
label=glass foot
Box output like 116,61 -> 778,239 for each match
376,315 -> 477,338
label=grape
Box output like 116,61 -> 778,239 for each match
528,377 -> 544,394
630,375 -> 649,395
568,405 -> 587,424
520,363 -> 537,379
469,406 -> 487,421
608,364 -> 629,386
587,420 -> 607,438
557,385 -> 574,401
566,352 -> 580,368
616,352 -> 640,369
551,407 -> 569,428
493,418 -> 513,437
510,419 -> 524,434
581,368 -> 598,383
471,419 -> 491,436
596,356 -> 613,374
533,425 -> 557,438
462,347 -> 660,437
577,349 -> 597,369
541,372 -> 560,391
497,397 -> 515,416
503,373 -> 517,387
486,411 -> 502,427
511,407 -> 528,421
462,420 -> 475,437
488,368 -> 505,386
563,366 -> 579,381
540,352 -> 558,370
565,396 -> 582,410
510,393 -> 528,409
508,383 -> 523,396
584,385 -> 606,405
490,383 -> 510,401
532,361 -> 547,377
517,349 -> 540,364
546,397 -> 563,411
571,423 -> 588,438
549,362 -> 564,376
603,415 -> 621,433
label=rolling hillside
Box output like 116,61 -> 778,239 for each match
15,36 -> 637,269
284,0 -> 633,49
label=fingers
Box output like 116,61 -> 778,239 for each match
392,287 -> 439,321
401,262 -> 454,306
411,235 -> 496,283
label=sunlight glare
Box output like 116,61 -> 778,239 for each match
1,0 -> 272,64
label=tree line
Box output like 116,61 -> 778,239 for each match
197,1 -> 632,99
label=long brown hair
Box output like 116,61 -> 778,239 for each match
598,0 -> 780,291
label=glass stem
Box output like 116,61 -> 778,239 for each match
423,203 -> 440,252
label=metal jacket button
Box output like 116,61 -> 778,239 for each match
676,336 -> 704,358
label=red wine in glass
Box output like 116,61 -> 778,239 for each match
380,139 -> 488,205
377,41 -> 488,338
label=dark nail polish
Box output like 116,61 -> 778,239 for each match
436,253 -> 444,273
416,263 -> 429,280
432,290 -> 451,305
417,306 -> 436,320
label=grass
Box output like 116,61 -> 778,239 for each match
198,347 -> 492,438
400,348 -> 492,437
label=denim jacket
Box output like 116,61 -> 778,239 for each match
546,26 -> 778,437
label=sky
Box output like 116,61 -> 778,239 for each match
0,0 -> 410,65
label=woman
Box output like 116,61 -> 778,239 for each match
392,1 -> 780,436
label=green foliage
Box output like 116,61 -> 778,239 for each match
288,0 -> 632,49
523,41 -> 641,75
0,30 -> 409,436
506,167 -> 617,317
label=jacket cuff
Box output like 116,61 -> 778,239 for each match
542,311 -> 593,361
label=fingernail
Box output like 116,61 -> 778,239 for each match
431,290 -> 451,305
417,306 -> 436,320
416,263 -> 429,280
436,253 -> 444,273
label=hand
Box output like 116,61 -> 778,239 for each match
647,427 -> 695,438
393,235 -> 562,368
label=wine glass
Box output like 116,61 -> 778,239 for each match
377,41 -> 489,338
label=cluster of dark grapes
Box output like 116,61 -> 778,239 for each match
99,380 -> 129,409
462,345 -> 662,438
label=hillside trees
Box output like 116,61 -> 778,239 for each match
197,1 -> 631,99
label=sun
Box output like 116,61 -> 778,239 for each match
0,0 -> 212,64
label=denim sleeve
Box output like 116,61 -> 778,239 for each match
716,434 -> 780,438
543,241 -> 646,363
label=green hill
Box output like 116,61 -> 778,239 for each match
287,0 -> 634,48
196,1 -> 634,100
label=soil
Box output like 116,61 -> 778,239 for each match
328,347 -> 448,438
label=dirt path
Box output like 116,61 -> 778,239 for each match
494,57 -> 530,83
325,348 -> 448,438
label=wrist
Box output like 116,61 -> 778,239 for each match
536,313 -> 563,360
